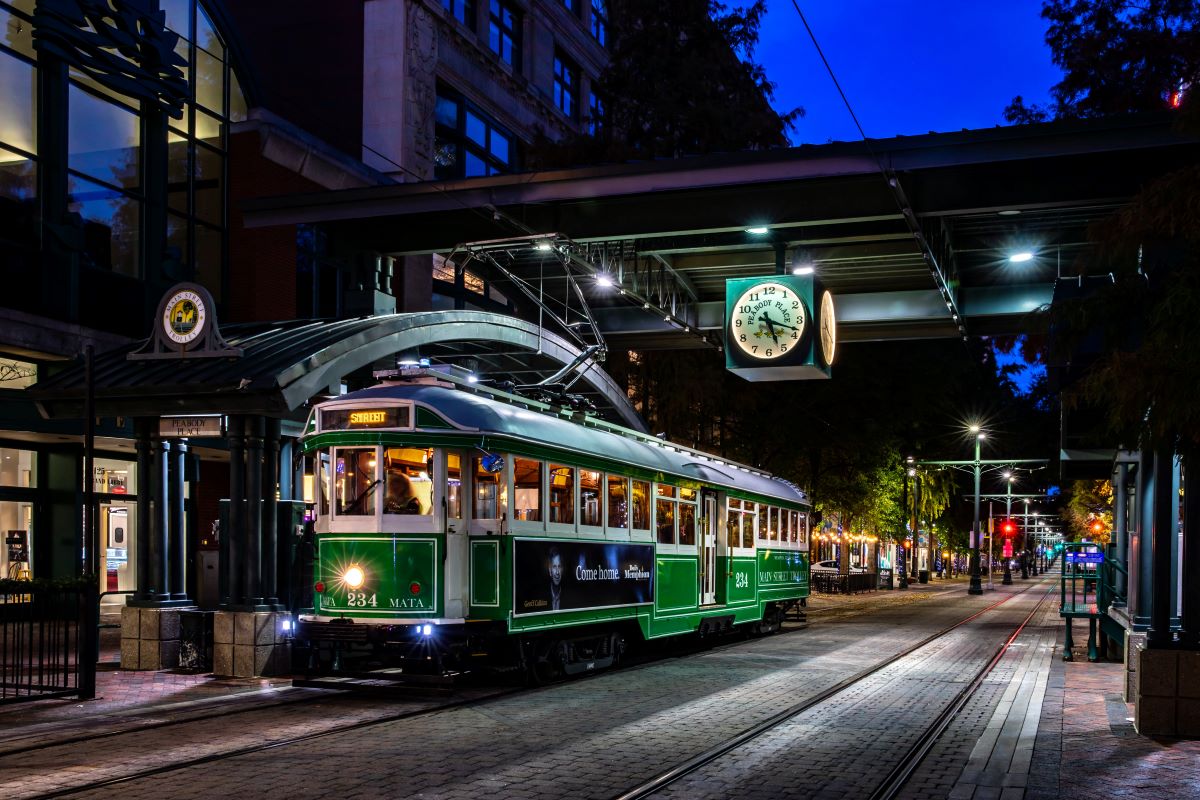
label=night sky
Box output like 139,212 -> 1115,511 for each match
757,1 -> 1064,145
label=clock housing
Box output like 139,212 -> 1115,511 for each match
724,275 -> 833,381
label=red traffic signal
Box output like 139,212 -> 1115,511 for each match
1002,520 -> 1016,536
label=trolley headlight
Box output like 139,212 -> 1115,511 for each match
421,624 -> 433,636
342,564 -> 366,590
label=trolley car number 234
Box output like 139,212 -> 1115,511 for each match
345,592 -> 378,608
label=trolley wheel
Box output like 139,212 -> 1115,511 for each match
527,638 -> 566,686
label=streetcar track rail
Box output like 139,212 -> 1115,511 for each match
15,582 -> 1007,799
612,579 -> 1053,800
21,617 -> 786,799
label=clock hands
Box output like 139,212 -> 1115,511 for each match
756,313 -> 780,346
757,312 -> 799,332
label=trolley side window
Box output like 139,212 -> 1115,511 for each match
678,499 -> 696,546
580,470 -> 602,527
606,474 -> 628,529
335,447 -> 378,516
631,479 -> 650,532
383,447 -> 432,515
513,458 -> 543,522
727,498 -> 741,549
446,452 -> 463,519
472,455 -> 500,519
549,465 -> 575,524
656,497 -> 675,544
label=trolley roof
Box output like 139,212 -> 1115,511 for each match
312,380 -> 808,507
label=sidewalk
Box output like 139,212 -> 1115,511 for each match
1029,646 -> 1200,800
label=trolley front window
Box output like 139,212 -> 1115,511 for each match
631,480 -> 650,531
580,470 -> 601,526
335,447 -> 378,516
447,452 -> 463,519
607,474 -> 628,529
383,447 -> 432,515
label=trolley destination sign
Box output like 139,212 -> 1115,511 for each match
1064,550 -> 1104,565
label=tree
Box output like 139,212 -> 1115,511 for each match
1063,479 -> 1113,542
527,1 -> 800,167
1008,0 -> 1200,120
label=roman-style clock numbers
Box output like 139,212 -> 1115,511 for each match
729,281 -> 806,360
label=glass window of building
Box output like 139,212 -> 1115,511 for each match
434,86 -> 515,179
606,474 -> 627,529
443,0 -> 476,28
549,464 -> 574,524
553,52 -> 577,118
587,91 -> 605,136
488,0 -> 520,68
561,0 -> 578,14
580,469 -> 601,526
0,500 -> 33,579
92,457 -> 135,495
591,0 -> 607,45
513,457 -> 542,521
0,446 -> 35,487
0,16 -> 37,201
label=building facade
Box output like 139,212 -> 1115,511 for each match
0,0 -> 610,610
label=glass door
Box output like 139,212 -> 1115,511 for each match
700,492 -> 718,605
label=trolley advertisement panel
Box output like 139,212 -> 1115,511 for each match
513,539 -> 654,615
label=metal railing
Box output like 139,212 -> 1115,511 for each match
810,572 -> 878,595
0,581 -> 97,705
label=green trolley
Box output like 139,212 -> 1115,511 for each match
296,369 -> 810,680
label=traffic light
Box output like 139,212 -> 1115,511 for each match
1002,520 -> 1016,536
1090,519 -> 1104,535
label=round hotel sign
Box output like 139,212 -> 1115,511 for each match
162,288 -> 207,346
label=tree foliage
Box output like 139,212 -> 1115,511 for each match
1063,479 -> 1113,542
1011,0 -> 1200,120
527,1 -> 800,168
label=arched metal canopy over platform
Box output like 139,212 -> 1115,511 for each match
33,310 -> 645,432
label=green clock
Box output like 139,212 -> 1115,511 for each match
725,275 -> 832,381
728,280 -> 806,360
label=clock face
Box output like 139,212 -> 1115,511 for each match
729,281 -> 806,360
820,290 -> 836,365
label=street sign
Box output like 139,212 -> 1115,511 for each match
1065,550 -> 1104,565
160,415 -> 224,438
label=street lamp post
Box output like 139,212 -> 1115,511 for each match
969,427 -> 984,595
899,457 -> 913,589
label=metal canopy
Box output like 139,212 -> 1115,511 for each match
243,114 -> 1197,349
33,311 -> 647,431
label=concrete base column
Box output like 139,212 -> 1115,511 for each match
1122,629 -> 1147,703
213,610 -> 291,677
119,606 -> 196,670
1133,647 -> 1200,738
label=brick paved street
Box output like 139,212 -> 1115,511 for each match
1,576 -> 1195,800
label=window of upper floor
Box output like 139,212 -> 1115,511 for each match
488,0 -> 520,69
553,51 -> 578,119
434,86 -> 515,179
